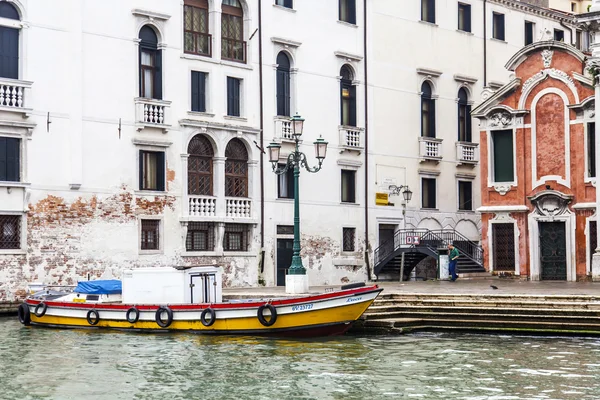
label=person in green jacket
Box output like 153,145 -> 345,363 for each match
448,243 -> 459,281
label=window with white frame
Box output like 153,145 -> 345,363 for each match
339,0 -> 356,24
0,136 -> 20,182
0,214 -> 20,249
343,227 -> 356,252
421,177 -> 436,209
492,12 -> 505,41
186,222 -> 215,251
184,0 -> 211,57
275,0 -> 293,9
140,219 -> 160,250
227,77 -> 241,117
139,150 -> 165,191
458,3 -> 471,32
139,26 -> 162,100
276,52 -> 291,117
0,2 -> 20,80
191,71 -> 207,113
277,163 -> 294,199
491,130 -> 514,183
421,0 -> 435,23
458,181 -> 472,211
588,122 -> 596,178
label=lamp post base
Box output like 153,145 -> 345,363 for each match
592,253 -> 600,282
285,274 -> 309,294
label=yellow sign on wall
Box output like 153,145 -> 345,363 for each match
375,192 -> 389,205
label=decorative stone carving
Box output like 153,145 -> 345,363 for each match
494,184 -> 512,195
542,49 -> 553,68
529,190 -> 572,217
488,112 -> 513,128
521,69 -> 577,96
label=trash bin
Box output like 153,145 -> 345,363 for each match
438,247 -> 449,280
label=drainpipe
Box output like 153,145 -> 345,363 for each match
363,0 -> 371,281
483,0 -> 487,87
258,0 -> 265,269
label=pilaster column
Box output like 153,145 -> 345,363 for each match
181,154 -> 189,217
214,156 -> 226,217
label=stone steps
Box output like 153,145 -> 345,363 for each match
366,305 -> 600,316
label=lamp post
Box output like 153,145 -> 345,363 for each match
267,114 -> 328,293
388,184 -> 412,282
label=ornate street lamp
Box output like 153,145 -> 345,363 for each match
388,185 -> 412,203
267,114 -> 328,293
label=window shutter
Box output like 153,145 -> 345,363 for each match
499,15 -> 505,40
227,77 -> 234,116
493,130 -> 514,182
139,150 -> 144,190
465,182 -> 472,210
234,78 -> 240,116
6,137 -> 18,181
430,99 -> 436,138
276,69 -> 285,116
429,180 -> 436,209
0,27 -> 18,79
284,71 -> 290,116
348,0 -> 356,24
589,123 -> 596,178
349,85 -> 357,127
465,5 -> 471,32
428,0 -> 435,23
191,71 -> 205,112
349,171 -> 356,203
0,137 -> 6,181
466,105 -> 472,142
154,50 -> 162,100
285,0 -> 293,8
157,152 -> 165,191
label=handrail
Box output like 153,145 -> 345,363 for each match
374,228 -> 483,268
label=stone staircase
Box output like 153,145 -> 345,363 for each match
350,293 -> 600,335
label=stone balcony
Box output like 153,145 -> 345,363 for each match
419,137 -> 443,162
274,116 -> 295,142
135,97 -> 171,132
188,195 -> 252,220
339,126 -> 364,153
0,78 -> 33,117
456,142 -> 479,165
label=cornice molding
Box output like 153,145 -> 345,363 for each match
271,37 -> 302,48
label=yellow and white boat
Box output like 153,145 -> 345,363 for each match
17,266 -> 382,337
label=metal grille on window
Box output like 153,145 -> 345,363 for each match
141,220 -> 160,250
492,223 -> 515,271
224,223 -> 249,251
186,222 -> 215,251
0,215 -> 20,249
188,135 -> 214,195
343,228 -> 356,252
225,139 -> 248,197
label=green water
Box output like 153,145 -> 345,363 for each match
1,318 -> 600,399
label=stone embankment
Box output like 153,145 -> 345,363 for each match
350,293 -> 600,335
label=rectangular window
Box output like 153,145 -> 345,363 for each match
589,123 -> 596,178
186,222 -> 215,251
458,103 -> 472,142
458,181 -> 473,211
422,178 -> 436,209
341,170 -> 356,203
275,0 -> 293,8
343,228 -> 356,252
141,220 -> 160,250
0,215 -> 20,249
493,13 -> 505,41
421,0 -> 435,23
492,130 -> 514,183
139,150 -> 165,191
0,137 -> 20,182
339,0 -> 356,24
224,224 -> 249,251
227,77 -> 241,117
525,21 -> 534,46
554,29 -> 564,42
458,3 -> 471,32
184,1 -> 210,57
277,164 -> 295,199
421,97 -> 435,138
191,71 -> 206,112
576,30 -> 582,50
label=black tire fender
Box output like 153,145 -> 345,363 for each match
257,304 -> 277,327
125,307 -> 140,324
34,302 -> 47,318
86,309 -> 100,326
155,306 -> 173,328
18,303 -> 31,326
341,282 -> 366,290
200,307 -> 216,327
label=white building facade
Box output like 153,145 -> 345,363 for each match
0,0 -> 590,301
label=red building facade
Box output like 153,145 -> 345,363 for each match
473,41 -> 595,281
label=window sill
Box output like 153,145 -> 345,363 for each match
337,20 -> 358,28
222,251 -> 257,257
457,209 -> 475,214
0,181 -> 30,188
181,53 -> 219,64
276,197 -> 294,202
421,208 -> 439,211
340,202 -> 361,206
220,59 -> 253,70
188,111 -> 215,118
456,29 -> 474,36
490,37 -> 507,44
183,251 -> 220,257
0,249 -> 26,255
418,20 -> 438,27
135,190 -> 168,196
139,249 -> 163,255
224,115 -> 248,122
273,4 -> 296,12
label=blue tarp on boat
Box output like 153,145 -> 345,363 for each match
74,280 -> 122,295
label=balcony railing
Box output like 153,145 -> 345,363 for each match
221,38 -> 246,63
184,32 -> 212,57
456,142 -> 479,164
275,117 -> 294,141
339,126 -> 364,151
0,78 -> 32,112
226,198 -> 252,218
419,137 -> 443,161
189,195 -> 217,217
135,98 -> 171,131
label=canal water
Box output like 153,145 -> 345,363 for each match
2,318 -> 600,399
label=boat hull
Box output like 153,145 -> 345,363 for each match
23,285 -> 382,337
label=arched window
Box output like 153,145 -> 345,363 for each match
458,88 -> 471,142
184,0 -> 210,57
421,82 -> 435,138
340,65 -> 356,127
139,26 -> 162,99
276,52 -> 291,117
188,135 -> 214,195
0,2 -> 20,79
221,0 -> 245,63
225,139 -> 248,197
